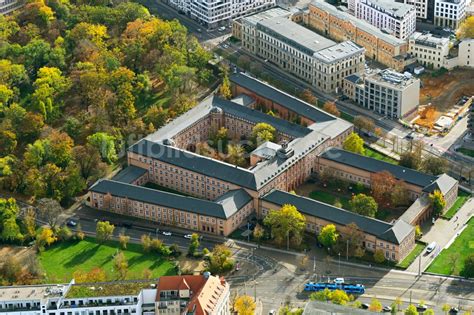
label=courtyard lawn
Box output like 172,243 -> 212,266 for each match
426,218 -> 474,276
397,243 -> 426,269
39,237 -> 176,283
364,146 -> 398,164
457,147 -> 474,158
443,191 -> 470,219
309,190 -> 351,209
144,182 -> 190,197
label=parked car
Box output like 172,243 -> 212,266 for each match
184,234 -> 193,239
222,44 -> 229,49
449,307 -> 459,314
426,242 -> 437,253
162,231 -> 172,236
361,303 -> 370,309
416,304 -> 427,312
334,278 -> 345,284
197,28 -> 202,33
218,26 -> 226,32
382,305 -> 392,312
66,219 -> 77,227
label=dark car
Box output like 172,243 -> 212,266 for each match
416,305 -> 427,312
66,219 -> 77,227
449,307 -> 459,314
121,222 -> 133,229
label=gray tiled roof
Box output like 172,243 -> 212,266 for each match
345,74 -> 362,84
112,166 -> 148,184
129,139 -> 259,190
320,148 -> 437,188
422,173 -> 458,195
229,73 -> 336,123
261,190 -> 412,244
89,179 -> 252,219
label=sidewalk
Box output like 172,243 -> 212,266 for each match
406,197 -> 474,273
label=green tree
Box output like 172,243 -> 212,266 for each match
234,295 -> 256,315
141,234 -> 152,252
251,122 -> 276,146
36,198 -> 62,229
369,297 -> 383,312
424,309 -> 435,315
96,221 -> 115,243
226,144 -> 246,166
442,304 -> 451,314
23,208 -> 37,240
57,226 -> 73,241
219,74 -> 232,99
457,16 -> 474,39
1,216 -> 23,242
318,224 -> 339,248
263,204 -> 306,247
188,233 -> 200,256
391,182 -> 409,206
421,156 -> 448,175
353,116 -> 375,133
461,253 -> 474,278
36,227 -> 57,251
310,288 -> 331,301
210,127 -> 228,150
343,132 -> 365,155
119,233 -> 130,249
73,145 -> 106,182
114,251 -> 128,279
87,132 -> 118,164
0,130 -> 17,156
374,249 -> 385,264
144,105 -> 168,129
253,223 -> 264,246
207,244 -> 234,274
300,89 -> 317,105
429,190 -> 446,216
404,304 -> 419,315
330,289 -> 350,305
349,193 -> 378,217
415,225 -> 422,240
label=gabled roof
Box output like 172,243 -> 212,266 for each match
111,166 -> 147,184
156,275 -> 207,300
319,148 -> 437,188
422,173 -> 458,195
261,190 -> 413,244
89,179 -> 251,219
229,73 -> 336,123
129,139 -> 259,190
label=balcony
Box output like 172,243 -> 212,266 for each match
0,306 -> 41,313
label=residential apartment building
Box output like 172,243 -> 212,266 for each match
306,0 -> 412,71
168,0 -> 275,27
239,9 -> 365,93
408,31 -> 450,69
0,0 -> 23,14
456,38 -> 474,67
0,275 -> 230,315
434,0 -> 467,29
395,0 -> 435,22
350,0 -> 417,39
343,69 -> 420,118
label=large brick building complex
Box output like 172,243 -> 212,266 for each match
87,72 -> 458,262
306,0 -> 413,71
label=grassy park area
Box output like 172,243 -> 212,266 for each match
397,243 -> 426,269
426,218 -> 474,276
443,191 -> 470,219
39,237 -> 176,282
364,146 -> 397,164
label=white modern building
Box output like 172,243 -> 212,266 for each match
168,0 -> 275,28
409,32 -> 451,69
0,274 -> 230,315
0,0 -> 23,14
395,0 -> 434,21
343,69 -> 421,118
240,8 -> 365,93
351,0 -> 417,39
434,0 -> 468,29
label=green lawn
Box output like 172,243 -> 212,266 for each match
457,147 -> 474,158
443,191 -> 470,219
309,190 -> 351,209
340,111 -> 355,123
364,146 -> 398,164
426,218 -> 474,276
39,238 -> 176,283
397,243 -> 426,269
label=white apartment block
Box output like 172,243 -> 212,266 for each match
0,275 -> 230,315
409,32 -> 451,69
240,9 -> 365,93
168,0 -> 275,27
395,0 -> 434,21
0,0 -> 23,14
352,0 -> 417,39
343,69 -> 421,118
434,0 -> 467,29
457,39 -> 474,67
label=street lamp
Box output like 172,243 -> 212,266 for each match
338,253 -> 341,275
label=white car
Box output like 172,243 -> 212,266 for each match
184,234 -> 193,239
334,278 -> 345,284
162,231 -> 172,236
426,242 -> 437,253
222,44 -> 229,49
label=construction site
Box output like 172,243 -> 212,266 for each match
410,69 -> 474,134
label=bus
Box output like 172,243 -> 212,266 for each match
304,282 -> 365,294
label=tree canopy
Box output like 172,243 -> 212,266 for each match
318,224 -> 339,248
263,204 -> 306,248
349,193 -> 378,217
343,132 -> 365,155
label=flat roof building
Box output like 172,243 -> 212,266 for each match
343,69 -> 420,118
239,9 -> 365,93
409,31 -> 451,69
350,0 -> 417,39
306,0 -> 413,71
